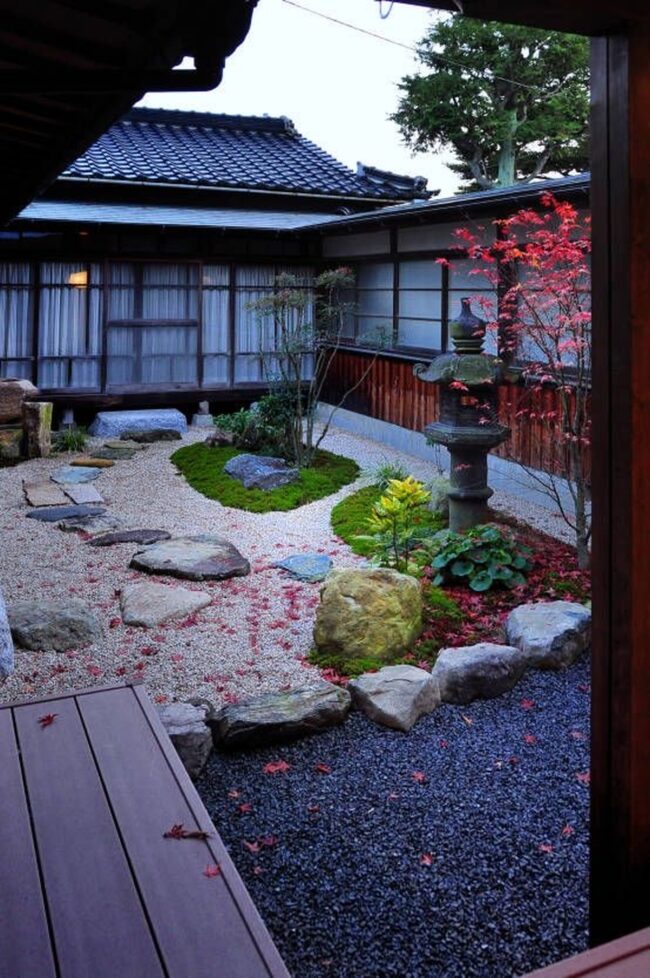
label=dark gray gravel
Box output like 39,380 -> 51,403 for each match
197,657 -> 590,978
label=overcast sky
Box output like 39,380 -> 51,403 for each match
139,0 -> 460,197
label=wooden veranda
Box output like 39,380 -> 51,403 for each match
0,683 -> 290,978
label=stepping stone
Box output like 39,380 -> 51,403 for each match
59,513 -> 124,536
0,588 -> 14,678
51,465 -> 103,485
26,504 -> 106,522
88,528 -> 171,548
432,643 -> 529,705
130,534 -> 250,581
104,439 -> 146,451
212,683 -> 352,749
274,553 -> 332,583
93,447 -> 137,461
156,702 -> 212,781
23,481 -> 69,508
224,453 -> 299,490
7,598 -> 104,652
70,456 -> 115,468
348,665 -> 440,732
505,600 -> 591,670
89,408 -> 187,438
63,483 -> 104,505
119,580 -> 211,628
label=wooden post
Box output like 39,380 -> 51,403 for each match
590,30 -> 650,944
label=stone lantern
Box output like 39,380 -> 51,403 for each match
415,298 -> 510,532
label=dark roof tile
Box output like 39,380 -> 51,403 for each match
61,107 -> 431,202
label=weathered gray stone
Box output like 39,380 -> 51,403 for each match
191,413 -> 214,428
50,465 -> 103,485
121,428 -> 182,443
313,568 -> 423,663
92,447 -> 137,461
348,665 -> 440,732
0,378 -> 37,424
505,600 -> 591,670
212,683 -> 352,749
0,589 -> 14,678
130,534 -> 250,581
0,425 -> 23,461
88,528 -> 171,548
224,453 -> 299,490
58,513 -> 124,536
275,553 -> 332,582
205,428 -> 235,447
433,642 -> 529,705
156,701 -> 212,780
23,480 -> 69,507
89,408 -> 187,438
26,504 -> 105,522
8,598 -> 104,652
104,439 -> 146,452
63,482 -> 104,505
428,476 -> 450,519
119,581 -> 211,628
23,401 -> 52,458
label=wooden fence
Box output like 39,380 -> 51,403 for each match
322,349 -> 591,479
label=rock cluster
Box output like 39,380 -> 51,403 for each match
224,453 -> 299,490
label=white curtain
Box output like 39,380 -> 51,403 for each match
202,265 -> 230,387
38,262 -> 101,388
107,263 -> 135,320
234,266 -> 275,382
0,263 -> 32,378
142,264 -> 198,320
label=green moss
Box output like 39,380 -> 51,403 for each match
330,484 -> 445,556
170,443 -> 359,513
307,644 -> 413,678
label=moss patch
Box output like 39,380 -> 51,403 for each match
330,484 -> 445,556
171,443 -> 359,513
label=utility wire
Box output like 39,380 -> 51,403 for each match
280,0 -> 548,93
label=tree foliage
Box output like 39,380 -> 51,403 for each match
392,17 -> 589,190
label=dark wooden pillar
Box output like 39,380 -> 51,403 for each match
590,29 -> 650,945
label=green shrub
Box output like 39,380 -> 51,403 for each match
171,443 -> 359,513
52,426 -> 88,453
331,484 -> 444,557
214,391 -> 300,460
427,523 -> 533,592
354,476 -> 434,575
367,458 -> 410,491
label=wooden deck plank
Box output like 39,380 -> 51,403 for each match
13,696 -> 165,978
0,709 -> 57,978
523,928 -> 650,977
79,685 -> 290,978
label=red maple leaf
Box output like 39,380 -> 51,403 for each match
260,834 -> 279,848
411,770 -> 427,784
523,733 -> 538,745
203,864 -> 221,879
561,824 -> 575,837
227,789 -> 241,799
538,843 -> 554,854
419,853 -> 434,867
314,763 -> 332,775
243,840 -> 261,854
439,739 -> 448,749
576,770 -> 591,785
262,759 -> 291,775
252,865 -> 265,876
238,802 -> 253,815
521,698 -> 535,711
163,823 -> 187,840
38,713 -> 58,728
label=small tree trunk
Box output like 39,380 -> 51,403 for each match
497,110 -> 518,187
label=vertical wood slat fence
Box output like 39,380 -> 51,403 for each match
323,349 -> 591,479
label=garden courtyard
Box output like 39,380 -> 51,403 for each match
0,421 -> 591,978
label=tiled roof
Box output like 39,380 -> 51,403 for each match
61,107 -> 431,203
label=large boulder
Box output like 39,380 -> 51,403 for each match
433,643 -> 529,705
8,599 -> 104,652
313,568 -> 423,663
212,683 -> 351,749
119,581 -> 212,628
224,453 -> 299,490
89,408 -> 187,438
505,600 -> 591,670
0,589 -> 14,678
348,665 -> 440,732
23,401 -> 52,458
0,378 -> 37,424
156,702 -> 212,780
205,428 -> 235,448
130,534 -> 250,581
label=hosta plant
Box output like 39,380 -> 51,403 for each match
427,523 -> 533,592
354,476 -> 433,575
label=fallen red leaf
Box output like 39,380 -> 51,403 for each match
521,698 -> 535,711
461,714 -> 474,726
561,824 -> 575,837
252,865 -> 265,876
227,789 -> 241,799
238,802 -> 253,814
419,853 -> 434,867
439,739 -> 448,748
523,733 -> 538,745
314,763 -> 332,775
260,834 -> 279,848
538,843 -> 554,854
203,864 -> 221,879
163,824 -> 212,841
307,804 -> 321,813
262,759 -> 291,775
411,770 -> 427,784
243,840 -> 261,854
38,713 -> 58,728
576,770 -> 591,785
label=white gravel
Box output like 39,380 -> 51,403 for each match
0,423 -> 574,707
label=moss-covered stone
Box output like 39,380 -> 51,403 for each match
415,353 -> 503,386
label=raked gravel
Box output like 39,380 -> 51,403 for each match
0,424 -> 572,706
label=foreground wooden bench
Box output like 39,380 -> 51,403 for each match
0,683 -> 290,978
524,928 -> 650,977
